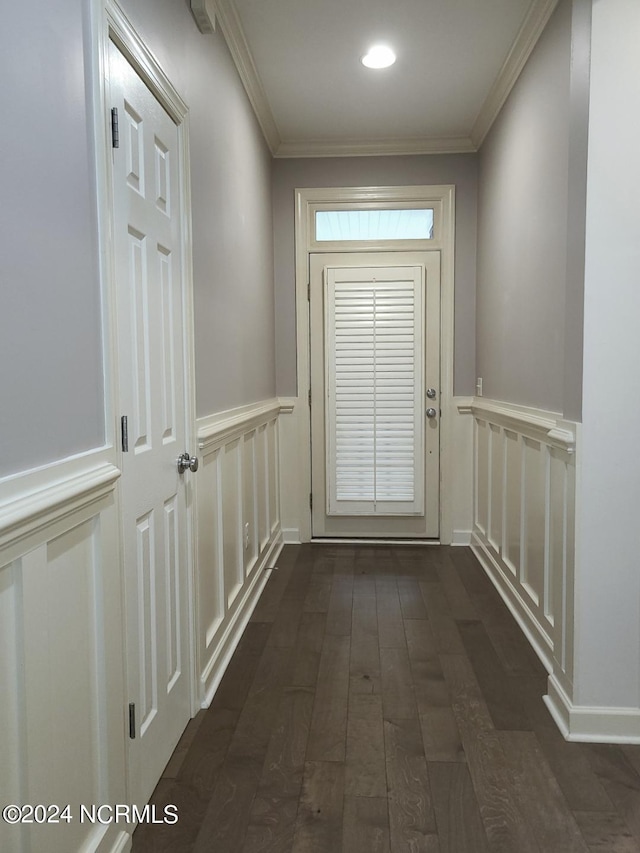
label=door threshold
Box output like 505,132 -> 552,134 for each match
310,538 -> 442,545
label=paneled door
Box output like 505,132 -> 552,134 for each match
108,41 -> 193,806
310,252 -> 441,538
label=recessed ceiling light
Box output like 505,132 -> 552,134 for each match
361,44 -> 396,70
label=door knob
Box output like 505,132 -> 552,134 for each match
426,388 -> 437,399
426,408 -> 437,419
177,452 -> 199,473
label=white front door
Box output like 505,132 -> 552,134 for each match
310,252 -> 441,538
108,41 -> 192,806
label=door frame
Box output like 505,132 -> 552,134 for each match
89,0 -> 199,786
293,185 -> 456,543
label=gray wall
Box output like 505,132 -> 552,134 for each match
1,0 -> 276,480
476,0 -> 573,415
120,0 -> 276,417
272,155 -> 478,398
0,0 -> 105,477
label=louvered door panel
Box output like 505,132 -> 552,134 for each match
326,267 -> 424,515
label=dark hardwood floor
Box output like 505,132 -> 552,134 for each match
132,544 -> 640,852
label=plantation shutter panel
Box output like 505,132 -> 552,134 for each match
326,266 -> 424,516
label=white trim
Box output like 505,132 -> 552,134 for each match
278,397 -> 296,415
106,3 -> 189,122
200,531 -> 283,706
0,461 -> 120,554
214,0 -> 281,154
282,528 -> 301,543
275,136 -> 476,159
545,675 -> 640,743
456,397 -> 474,415
452,530 -> 472,546
292,185 -> 455,544
470,0 -> 561,148
198,398 -> 282,455
471,398 -> 576,453
190,0 -> 217,33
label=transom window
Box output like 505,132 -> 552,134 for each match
315,208 -> 434,242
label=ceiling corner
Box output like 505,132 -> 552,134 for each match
470,0 -> 561,149
214,0 -> 281,155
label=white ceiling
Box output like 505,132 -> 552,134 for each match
212,0 -> 560,157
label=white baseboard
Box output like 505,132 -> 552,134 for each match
546,675 -> 640,743
282,527 -> 301,544
451,529 -> 472,546
200,531 -> 283,707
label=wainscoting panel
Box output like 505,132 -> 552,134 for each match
0,456 -> 127,853
471,399 -> 576,685
197,400 -> 284,706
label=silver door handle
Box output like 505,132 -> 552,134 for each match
426,388 -> 437,399
177,452 -> 199,473
426,408 -> 437,419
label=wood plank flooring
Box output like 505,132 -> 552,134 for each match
131,545 -> 640,852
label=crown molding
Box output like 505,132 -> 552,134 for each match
217,0 -> 557,159
275,136 -> 476,159
214,0 -> 281,154
470,0 -> 561,149
190,0 -> 216,34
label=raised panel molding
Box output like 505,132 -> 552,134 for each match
196,400 -> 284,706
0,456 -> 126,853
470,397 -> 576,722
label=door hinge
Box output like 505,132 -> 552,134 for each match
111,107 -> 120,148
307,282 -> 310,301
128,702 -> 136,739
121,415 -> 129,453
308,388 -> 311,407
309,493 -> 313,510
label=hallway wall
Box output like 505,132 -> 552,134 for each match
476,0 -> 577,416
119,0 -> 277,417
0,0 -> 106,478
272,155 -> 478,398
0,0 -> 276,486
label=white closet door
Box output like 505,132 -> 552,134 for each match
326,266 -> 424,516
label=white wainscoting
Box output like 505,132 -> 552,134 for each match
0,452 -> 128,853
196,399 -> 284,706
470,399 -> 576,689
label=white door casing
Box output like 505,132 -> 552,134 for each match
293,186 -> 455,544
310,252 -> 441,538
108,38 -> 193,807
